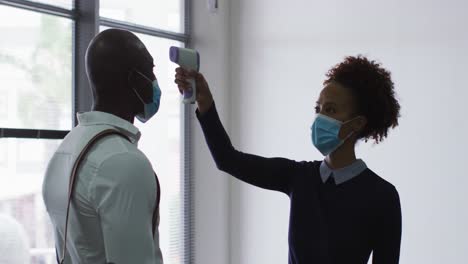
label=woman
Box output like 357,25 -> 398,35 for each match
175,56 -> 402,264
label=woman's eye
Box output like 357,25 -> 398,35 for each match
325,107 -> 336,114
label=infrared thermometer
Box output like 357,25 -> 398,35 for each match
169,46 -> 200,104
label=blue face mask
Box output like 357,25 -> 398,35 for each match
132,70 -> 162,123
311,114 -> 355,156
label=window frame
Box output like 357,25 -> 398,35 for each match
0,0 -> 194,263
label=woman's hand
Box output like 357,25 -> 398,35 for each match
174,67 -> 214,114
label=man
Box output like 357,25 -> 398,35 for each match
43,29 -> 163,264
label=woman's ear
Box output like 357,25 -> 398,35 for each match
353,116 -> 367,133
339,116 -> 367,139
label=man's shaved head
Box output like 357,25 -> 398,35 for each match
85,29 -> 156,123
86,29 -> 152,88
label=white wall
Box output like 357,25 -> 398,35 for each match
190,1 -> 231,264
227,0 -> 468,263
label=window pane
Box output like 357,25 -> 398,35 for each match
28,0 -> 73,9
100,0 -> 184,33
0,138 -> 61,264
0,5 -> 73,130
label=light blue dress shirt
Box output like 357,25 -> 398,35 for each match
42,111 -> 163,264
319,159 -> 368,185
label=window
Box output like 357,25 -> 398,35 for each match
100,0 -> 184,33
0,5 -> 72,130
126,34 -> 185,264
0,1 -> 192,264
28,0 -> 72,9
0,138 -> 60,263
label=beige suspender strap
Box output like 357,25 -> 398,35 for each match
60,129 -> 161,264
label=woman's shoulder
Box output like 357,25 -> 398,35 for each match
289,160 -> 323,184
300,160 -> 322,167
294,160 -> 322,173
365,168 -> 397,187
363,169 -> 400,201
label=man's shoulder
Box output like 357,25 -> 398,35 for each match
87,134 -> 143,164
59,125 -> 144,166
98,150 -> 153,177
50,125 -> 153,188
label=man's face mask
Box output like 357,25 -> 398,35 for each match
132,70 -> 162,123
310,114 -> 357,156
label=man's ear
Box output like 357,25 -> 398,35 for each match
127,70 -> 137,88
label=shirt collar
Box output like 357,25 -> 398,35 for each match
320,159 -> 367,185
77,111 -> 141,143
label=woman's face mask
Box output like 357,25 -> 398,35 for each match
310,114 -> 358,156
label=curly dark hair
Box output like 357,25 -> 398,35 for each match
324,55 -> 401,143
